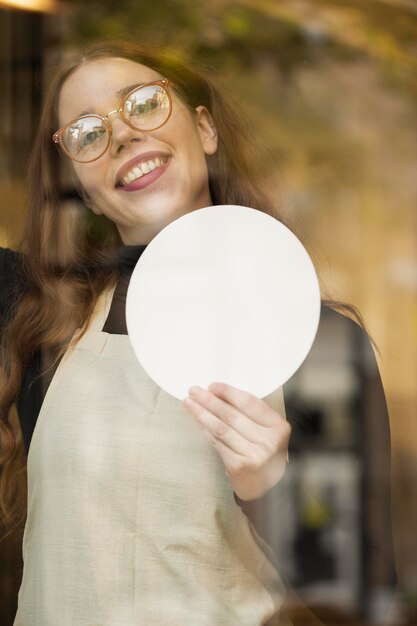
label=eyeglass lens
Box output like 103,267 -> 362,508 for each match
62,83 -> 170,161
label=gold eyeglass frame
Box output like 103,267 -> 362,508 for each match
52,79 -> 172,163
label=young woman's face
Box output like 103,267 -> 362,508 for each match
58,58 -> 218,244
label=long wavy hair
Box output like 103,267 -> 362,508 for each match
0,39 -> 366,539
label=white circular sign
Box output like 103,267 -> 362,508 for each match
126,205 -> 321,399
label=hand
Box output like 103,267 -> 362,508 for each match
182,382 -> 291,501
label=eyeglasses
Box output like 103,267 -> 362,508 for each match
52,79 -> 172,163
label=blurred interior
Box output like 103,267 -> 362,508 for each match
0,1 -> 416,625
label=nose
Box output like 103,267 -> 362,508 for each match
108,110 -> 146,156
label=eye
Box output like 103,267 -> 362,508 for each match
60,115 -> 110,161
123,84 -> 171,130
127,95 -> 156,117
79,126 -> 107,151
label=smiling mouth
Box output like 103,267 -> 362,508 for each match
116,156 -> 169,187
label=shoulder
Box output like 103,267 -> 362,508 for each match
317,303 -> 380,375
0,246 -> 21,270
319,302 -> 366,339
0,247 -> 23,290
0,247 -> 26,326
285,302 -> 386,434
285,302 -> 382,420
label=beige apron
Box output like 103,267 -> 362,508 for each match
14,285 -> 288,626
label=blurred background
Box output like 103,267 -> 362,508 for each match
0,0 -> 416,624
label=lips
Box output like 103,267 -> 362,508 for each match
115,151 -> 171,187
117,157 -> 171,192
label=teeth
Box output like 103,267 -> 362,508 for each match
121,157 -> 166,185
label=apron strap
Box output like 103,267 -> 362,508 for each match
88,283 -> 118,333
70,283 -> 118,346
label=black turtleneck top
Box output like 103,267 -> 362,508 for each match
0,245 -> 397,615
101,244 -> 147,335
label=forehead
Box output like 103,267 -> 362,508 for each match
58,57 -> 163,123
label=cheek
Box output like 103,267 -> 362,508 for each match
192,151 -> 210,183
71,165 -> 87,190
182,135 -> 209,173
73,167 -> 102,197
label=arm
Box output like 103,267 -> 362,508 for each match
354,313 -> 397,609
235,307 -> 397,623
0,247 -> 39,456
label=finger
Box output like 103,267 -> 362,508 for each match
183,396 -> 255,456
207,382 -> 281,427
202,428 -> 247,473
187,385 -> 264,443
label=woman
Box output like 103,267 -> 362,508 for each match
0,41 -> 395,625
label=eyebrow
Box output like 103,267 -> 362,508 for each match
116,82 -> 146,98
76,82 -> 146,118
